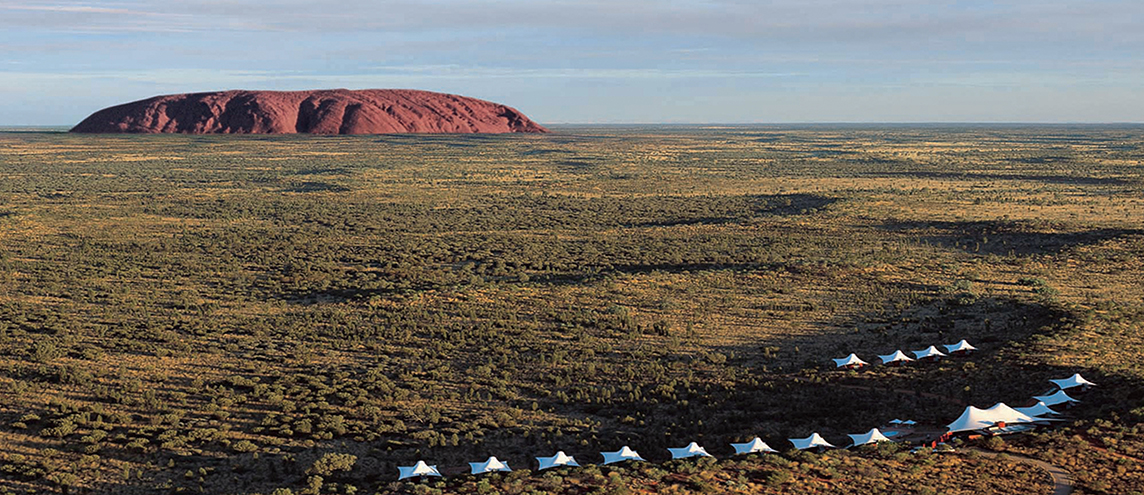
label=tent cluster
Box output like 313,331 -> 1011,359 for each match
832,340 -> 976,369
946,403 -> 1048,433
945,373 -> 1094,434
394,372 -> 1095,482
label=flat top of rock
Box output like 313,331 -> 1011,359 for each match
71,89 -> 548,135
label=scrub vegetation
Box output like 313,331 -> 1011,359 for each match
0,125 -> 1142,494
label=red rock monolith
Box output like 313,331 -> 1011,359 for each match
71,89 -> 547,134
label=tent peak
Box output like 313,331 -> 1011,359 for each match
731,437 -> 777,455
833,353 -> 868,368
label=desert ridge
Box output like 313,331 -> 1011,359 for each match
70,89 -> 548,135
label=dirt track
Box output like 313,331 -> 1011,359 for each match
967,449 -> 1073,495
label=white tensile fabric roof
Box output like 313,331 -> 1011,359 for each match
986,402 -> 1038,419
947,403 -> 1043,433
878,350 -> 914,364
848,428 -> 893,447
947,406 -> 997,433
731,437 -> 777,455
536,451 -> 579,471
601,446 -> 646,465
1050,373 -> 1096,390
913,345 -> 947,359
1015,401 -> 1060,417
668,442 -> 713,459
1034,389 -> 1079,406
944,339 -> 977,353
398,460 -> 442,480
469,456 -> 511,475
832,353 -> 868,367
790,433 -> 836,450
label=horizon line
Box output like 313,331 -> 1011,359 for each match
4,122 -> 1144,130
543,121 -> 1144,126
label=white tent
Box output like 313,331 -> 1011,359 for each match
790,433 -> 836,450
878,350 -> 914,365
947,406 -> 993,433
943,340 -> 977,354
469,456 -> 511,475
832,353 -> 868,368
536,451 -> 579,471
398,460 -> 442,480
1015,401 -> 1060,418
668,442 -> 713,459
1034,389 -> 1078,407
848,428 -> 893,447
912,345 -> 947,360
985,403 -> 1040,420
731,437 -> 777,455
1050,373 -> 1096,390
601,446 -> 646,465
947,403 -> 1043,433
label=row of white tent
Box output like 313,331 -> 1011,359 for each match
397,372 -> 1095,481
946,373 -> 1094,433
399,430 -> 897,480
832,340 -> 977,368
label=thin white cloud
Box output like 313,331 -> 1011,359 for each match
355,65 -> 803,79
0,66 -> 804,94
6,63 -> 1140,94
0,1 -> 277,33
2,0 -> 1142,45
4,4 -> 140,14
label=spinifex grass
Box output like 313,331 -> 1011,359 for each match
0,125 -> 1141,494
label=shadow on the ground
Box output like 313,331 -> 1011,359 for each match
870,170 -> 1130,186
878,219 -> 1143,256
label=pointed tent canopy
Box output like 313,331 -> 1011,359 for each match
947,406 -> 991,433
887,419 -> 904,425
790,433 -> 836,450
536,451 -> 579,471
469,456 -> 511,475
398,460 -> 442,480
601,446 -> 646,465
731,437 -> 777,455
832,353 -> 868,368
947,403 -> 1043,433
913,345 -> 947,360
1050,373 -> 1096,390
901,420 -> 917,426
1015,401 -> 1061,418
1034,389 -> 1079,406
986,402 -> 1039,419
848,428 -> 893,447
944,339 -> 977,354
878,350 -> 914,365
668,442 -> 713,459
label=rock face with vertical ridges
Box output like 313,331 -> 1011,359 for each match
70,89 -> 548,134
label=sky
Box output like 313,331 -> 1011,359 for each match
1,0 -> 1142,125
